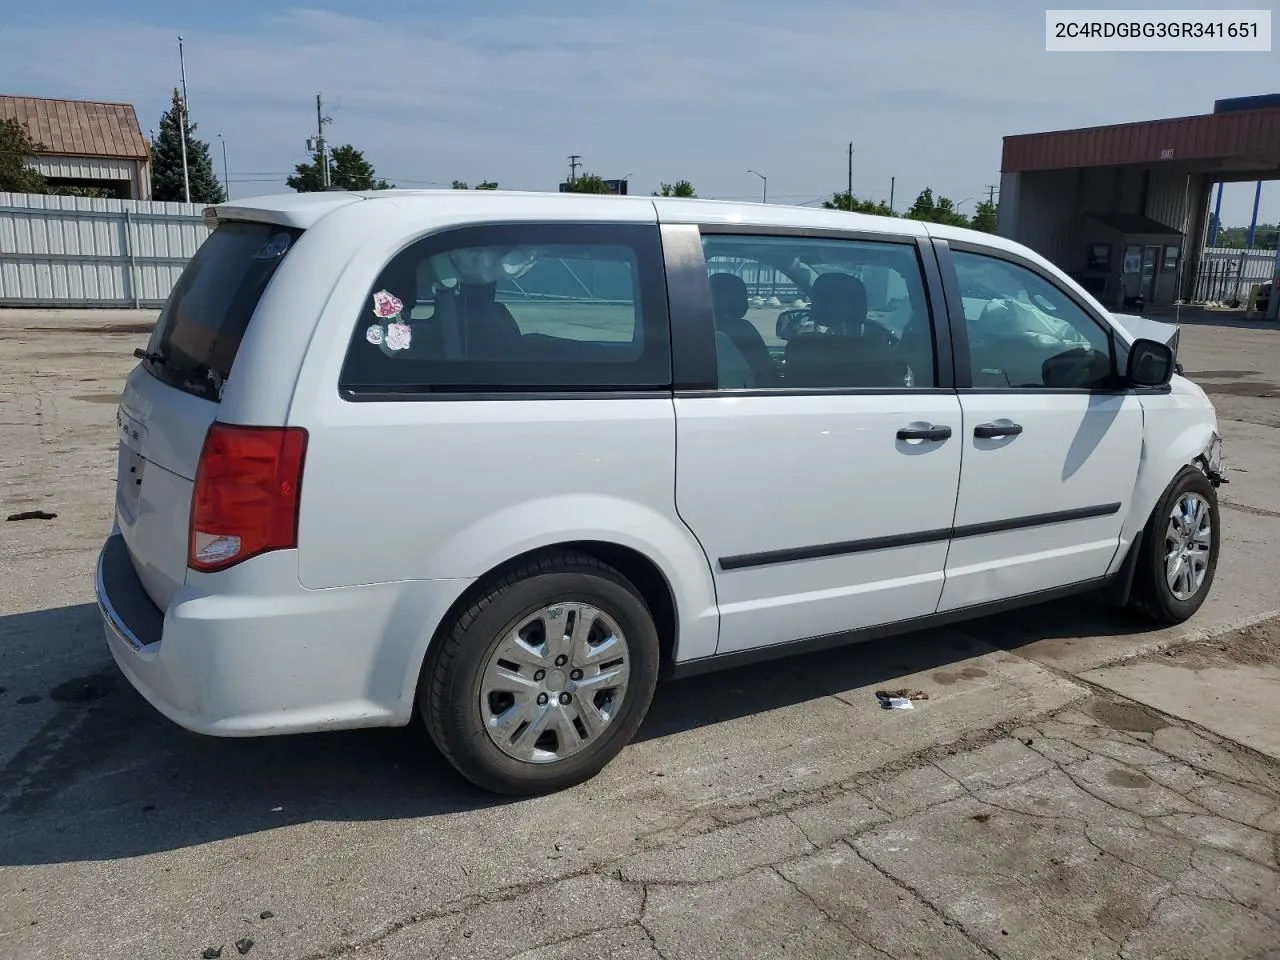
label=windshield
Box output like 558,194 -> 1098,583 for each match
142,221 -> 301,402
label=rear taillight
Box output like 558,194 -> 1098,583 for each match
188,424 -> 308,573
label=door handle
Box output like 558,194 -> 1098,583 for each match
896,425 -> 952,442
974,422 -> 1023,439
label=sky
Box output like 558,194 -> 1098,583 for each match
1,0 -> 1277,226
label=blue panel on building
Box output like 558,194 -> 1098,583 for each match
1213,94 -> 1280,114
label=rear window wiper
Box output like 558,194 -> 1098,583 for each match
133,348 -> 225,398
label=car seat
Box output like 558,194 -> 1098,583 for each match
709,273 -> 776,386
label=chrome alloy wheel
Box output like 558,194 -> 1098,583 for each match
1165,492 -> 1213,601
479,603 -> 631,763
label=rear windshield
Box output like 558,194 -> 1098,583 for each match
141,221 -> 301,402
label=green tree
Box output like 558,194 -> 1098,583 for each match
51,185 -> 114,198
0,117 -> 47,193
654,180 -> 697,197
905,187 -> 970,227
1215,223 -> 1278,249
150,89 -> 225,203
970,199 -> 999,233
288,144 -> 392,192
822,191 -> 894,216
452,179 -> 499,190
562,173 -> 613,194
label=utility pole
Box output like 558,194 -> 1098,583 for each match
567,155 -> 582,184
217,134 -> 229,201
316,94 -> 332,189
985,184 -> 997,206
177,36 -> 191,203
889,176 -> 895,213
847,142 -> 853,211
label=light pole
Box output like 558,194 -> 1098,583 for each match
748,169 -> 767,204
177,35 -> 191,202
217,134 -> 229,201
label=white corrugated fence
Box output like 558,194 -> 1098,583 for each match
1192,245 -> 1277,304
0,192 -> 210,308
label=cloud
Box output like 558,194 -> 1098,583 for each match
0,1 -> 1274,221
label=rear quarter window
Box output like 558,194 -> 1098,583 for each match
338,222 -> 671,396
143,221 -> 301,402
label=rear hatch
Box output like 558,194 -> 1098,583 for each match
115,221 -> 301,610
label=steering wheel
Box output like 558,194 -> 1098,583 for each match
778,310 -> 900,349
849,319 -> 899,348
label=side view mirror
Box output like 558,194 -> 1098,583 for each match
1126,338 -> 1175,388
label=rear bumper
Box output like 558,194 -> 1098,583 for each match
96,533 -> 471,736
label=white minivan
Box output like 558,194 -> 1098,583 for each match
97,190 -> 1226,795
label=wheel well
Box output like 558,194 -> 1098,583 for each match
428,541 -> 679,670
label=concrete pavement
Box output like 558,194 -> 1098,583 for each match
2,307 -> 1279,960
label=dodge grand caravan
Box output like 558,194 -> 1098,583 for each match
97,190 -> 1226,795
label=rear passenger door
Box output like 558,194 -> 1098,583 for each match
666,225 -> 963,656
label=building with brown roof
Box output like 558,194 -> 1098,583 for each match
1,94 -> 152,200
998,94 -> 1280,310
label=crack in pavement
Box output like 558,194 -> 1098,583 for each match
295,863 -> 612,960
636,885 -> 671,960
502,922 -> 644,960
768,864 -> 897,960
849,846 -> 1004,960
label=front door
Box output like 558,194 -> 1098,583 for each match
673,228 -> 962,655
938,244 -> 1143,611
1141,245 -> 1160,301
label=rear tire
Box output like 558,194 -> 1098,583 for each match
419,551 -> 660,796
1131,466 -> 1219,625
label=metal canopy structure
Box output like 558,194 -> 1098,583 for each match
1002,102 -> 1280,181
997,98 -> 1280,309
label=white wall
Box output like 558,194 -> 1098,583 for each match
29,155 -> 151,200
0,192 -> 209,307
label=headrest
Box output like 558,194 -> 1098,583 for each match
709,273 -> 749,325
811,272 -> 868,331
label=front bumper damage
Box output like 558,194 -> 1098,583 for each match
1202,433 -> 1227,487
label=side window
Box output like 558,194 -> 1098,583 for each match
701,234 -> 937,390
338,223 -> 671,394
952,251 -> 1114,390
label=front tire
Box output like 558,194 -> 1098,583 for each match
1131,466 -> 1220,625
419,552 -> 660,796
